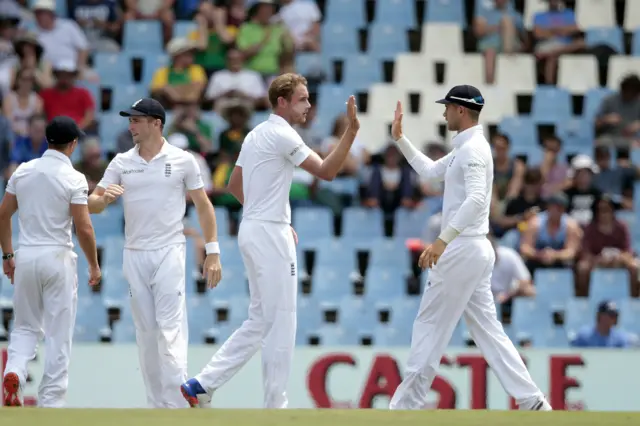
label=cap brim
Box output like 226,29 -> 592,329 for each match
119,109 -> 148,118
435,98 -> 451,105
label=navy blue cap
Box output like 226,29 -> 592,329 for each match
46,116 -> 85,145
119,98 -> 166,124
598,300 -> 618,315
436,85 -> 485,112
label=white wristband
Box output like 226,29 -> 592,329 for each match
205,242 -> 220,255
438,226 -> 460,245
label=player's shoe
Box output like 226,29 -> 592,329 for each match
520,396 -> 552,411
3,372 -> 22,407
180,378 -> 211,408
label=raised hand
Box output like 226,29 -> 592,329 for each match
345,95 -> 360,131
391,100 -> 403,141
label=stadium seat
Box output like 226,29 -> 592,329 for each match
306,325 -> 349,346
211,296 -> 249,329
321,23 -> 360,59
295,52 -> 329,78
511,298 -> 553,335
208,265 -> 247,301
370,324 -> 411,346
99,112 -> 127,152
393,53 -> 434,90
495,55 -> 536,93
369,238 -> 411,269
187,296 -> 214,344
443,54 -> 485,88
374,0 -> 416,28
314,238 -> 357,270
91,205 -> 124,239
523,0 -> 547,28
94,52 -> 133,87
0,276 -> 14,306
324,0 -> 366,27
498,116 -> 538,148
534,268 -> 575,311
318,176 -> 360,198
583,88 -> 613,121
342,207 -> 384,242
367,83 -> 409,119
478,86 -> 517,123
312,266 -> 354,304
589,269 -> 630,303
122,20 -> 164,54
420,23 -> 463,60
110,84 -> 148,113
367,24 -> 409,60
607,57 -> 640,90
102,267 -> 129,308
317,84 -> 353,122
531,86 -> 573,124
103,236 -> 125,270
576,0 -> 616,29
173,20 -> 197,38
74,296 -> 108,343
565,298 -> 593,335
557,55 -> 599,94
342,54 -> 383,91
364,265 -> 407,302
633,29 -> 640,56
293,206 -> 334,241
556,118 -> 594,148
297,295 -> 322,335
394,206 -> 431,239
533,326 -> 570,348
585,27 -> 624,53
385,297 -> 420,329
338,296 -> 378,332
425,0 -> 466,27
619,299 -> 640,335
140,53 -> 170,86
219,239 -> 244,269
624,0 -> 640,31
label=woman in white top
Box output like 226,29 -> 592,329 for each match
2,67 -> 43,137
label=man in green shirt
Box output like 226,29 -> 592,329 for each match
168,102 -> 214,154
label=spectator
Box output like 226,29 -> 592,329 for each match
236,0 -> 294,78
491,167 -> 545,239
0,0 -> 30,26
492,132 -> 525,203
473,0 -> 525,84
421,143 -> 448,243
595,74 -> 640,146
11,32 -> 53,90
223,0 -> 246,31
290,167 -> 314,208
167,132 -> 212,195
123,0 -> 174,45
2,67 -> 42,137
167,101 -> 214,154
211,148 -> 242,231
150,37 -> 207,108
218,101 -> 251,158
32,0 -> 96,83
278,0 -> 321,52
71,0 -> 122,53
564,155 -> 602,226
73,137 -> 107,193
39,60 -> 96,132
320,113 -> 368,177
205,48 -> 268,114
0,114 -> 14,179
115,127 -> 133,153
540,134 -> 569,198
490,236 -> 535,305
576,196 -> 638,297
592,146 -> 635,210
364,144 -> 415,216
532,0 -> 584,84
570,301 -> 632,348
293,103 -> 322,152
6,113 -> 46,176
0,14 -> 19,97
519,192 -> 581,274
189,0 -> 233,76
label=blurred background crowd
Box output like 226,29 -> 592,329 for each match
0,0 -> 639,351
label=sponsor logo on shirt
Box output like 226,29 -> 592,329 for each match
467,162 -> 484,168
165,163 -> 172,177
448,156 -> 456,167
289,144 -> 302,157
82,189 -> 88,195
290,262 -> 296,276
122,169 -> 144,175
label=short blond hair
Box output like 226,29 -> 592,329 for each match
268,73 -> 308,108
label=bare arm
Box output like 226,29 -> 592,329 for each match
519,217 -> 539,260
473,16 -> 498,37
188,187 -> 218,244
71,204 -> 99,268
0,192 -> 17,256
555,219 -> 582,262
298,127 -> 358,181
227,166 -> 244,204
88,187 -> 110,214
505,159 -> 525,199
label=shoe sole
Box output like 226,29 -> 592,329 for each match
3,373 -> 21,407
180,385 -> 198,408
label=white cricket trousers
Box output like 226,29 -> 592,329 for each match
123,244 -> 189,408
4,247 -> 78,408
390,236 -> 544,409
195,219 -> 297,408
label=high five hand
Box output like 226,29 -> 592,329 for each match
345,95 -> 360,131
391,101 -> 403,141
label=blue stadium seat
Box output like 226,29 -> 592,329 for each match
531,86 -> 572,124
385,297 -> 420,330
590,268 -> 630,303
532,326 -> 569,348
112,316 -> 137,343
375,0 -> 415,28
534,268 -> 574,311
91,204 -> 124,239
369,238 -> 411,269
122,20 -> 164,53
633,29 -> 640,56
338,296 -> 378,332
556,118 -> 595,149
616,210 -> 636,232
583,88 -> 613,121
325,0 -> 366,26
74,296 -> 108,343
426,0 -> 466,26
211,296 -> 249,329
367,24 -> 409,60
307,325 -> 349,346
371,324 -> 411,346
102,267 -> 129,308
98,112 -> 127,152
219,239 -> 244,269
342,207 -> 384,242
293,206 -> 333,241
619,299 -> 640,334
317,84 -> 353,121
318,176 -> 360,198
173,20 -> 197,38
498,116 -> 538,148
140,53 -> 170,86
511,298 -> 553,335
631,148 -> 640,167
321,23 -> 359,59
314,238 -> 357,270
294,52 -> 329,78
565,298 -> 593,334
187,295 -> 214,344
103,236 -> 125,270
312,266 -> 353,304
298,295 -> 322,335
188,204 -> 230,238
0,276 -> 14,306
364,265 -> 406,302
205,323 -> 236,344
94,52 -> 133,87
586,27 -> 624,53
111,84 -> 148,112
342,54 -> 383,91
394,206 -> 431,239
208,264 -> 247,301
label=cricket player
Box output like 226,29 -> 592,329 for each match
389,85 -> 552,411
1,116 -> 100,407
180,73 -> 359,409
87,98 -> 222,408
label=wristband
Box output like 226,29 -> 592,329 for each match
2,253 -> 14,260
205,242 -> 220,255
438,226 -> 460,245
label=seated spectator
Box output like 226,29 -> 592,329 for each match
167,101 -> 214,154
592,146 -> 635,210
2,67 -> 43,137
0,114 -> 13,179
6,113 -> 46,176
73,137 -> 107,193
278,0 -> 321,52
223,0 -> 246,32
576,196 -> 638,297
150,37 -> 207,109
218,101 -> 251,158
490,236 -> 535,305
570,301 -> 632,348
123,0 -> 174,45
290,167 -> 314,208
0,14 -> 19,96
564,155 -> 602,226
293,103 -> 322,152
473,0 -> 526,84
211,149 -> 242,232
532,0 -> 584,84
595,74 -> 640,147
205,48 -> 268,114
236,0 -> 294,78
320,113 -> 368,177
11,32 -> 53,90
32,0 -> 96,83
491,167 -> 546,239
519,192 -> 581,274
540,134 -> 569,198
492,132 -> 525,203
39,60 -> 96,132
364,144 -> 415,217
71,0 -> 122,53
189,0 -> 233,76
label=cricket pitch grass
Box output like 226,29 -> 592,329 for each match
0,409 -> 639,426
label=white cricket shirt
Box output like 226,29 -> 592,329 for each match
6,149 -> 89,249
97,140 -> 204,250
236,114 -> 312,224
491,246 -> 531,295
407,125 -> 492,238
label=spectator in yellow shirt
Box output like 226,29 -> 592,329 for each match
150,37 -> 207,108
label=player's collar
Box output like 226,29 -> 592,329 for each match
42,149 -> 72,166
452,124 -> 484,148
133,138 -> 170,162
268,114 -> 291,127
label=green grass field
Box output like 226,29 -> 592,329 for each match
0,409 -> 639,426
